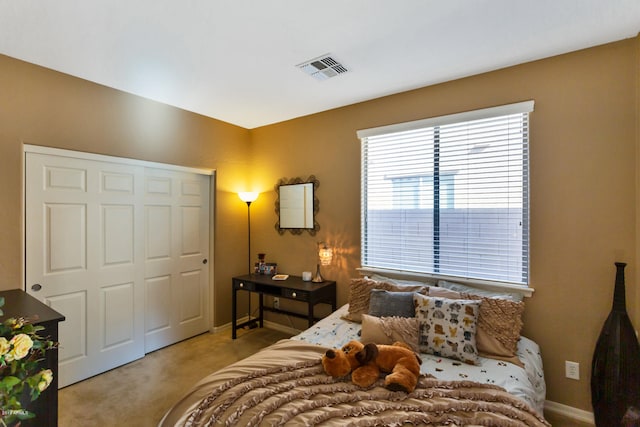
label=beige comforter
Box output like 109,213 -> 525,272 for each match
159,339 -> 549,426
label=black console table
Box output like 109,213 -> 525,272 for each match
0,289 -> 65,427
232,274 -> 336,339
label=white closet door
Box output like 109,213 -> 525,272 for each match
143,168 -> 210,353
25,153 -> 145,387
25,149 -> 211,387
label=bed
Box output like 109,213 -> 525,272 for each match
159,277 -> 549,426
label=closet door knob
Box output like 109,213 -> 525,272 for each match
202,259 -> 208,264
31,283 -> 42,292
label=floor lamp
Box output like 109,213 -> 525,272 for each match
238,192 -> 258,327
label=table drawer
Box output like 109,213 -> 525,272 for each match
234,280 -> 256,291
282,288 -> 309,301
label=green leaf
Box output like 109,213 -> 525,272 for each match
1,376 -> 21,390
29,386 -> 42,401
21,324 -> 35,334
14,409 -> 36,420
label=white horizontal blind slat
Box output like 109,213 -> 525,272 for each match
360,103 -> 531,286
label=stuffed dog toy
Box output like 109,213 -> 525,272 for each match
322,340 -> 421,393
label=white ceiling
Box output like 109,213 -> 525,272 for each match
2,1 -> 640,129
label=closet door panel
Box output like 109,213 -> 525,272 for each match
26,148 -> 212,385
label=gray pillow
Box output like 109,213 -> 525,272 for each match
368,289 -> 416,318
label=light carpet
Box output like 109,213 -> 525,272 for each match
58,327 -> 292,427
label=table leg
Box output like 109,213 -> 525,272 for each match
259,293 -> 264,328
308,303 -> 314,328
232,288 -> 237,339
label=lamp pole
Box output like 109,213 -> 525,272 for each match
238,192 -> 259,331
245,200 -> 252,275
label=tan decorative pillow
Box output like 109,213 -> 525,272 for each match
429,287 -> 525,367
344,278 -> 428,322
461,292 -> 525,367
360,314 -> 419,352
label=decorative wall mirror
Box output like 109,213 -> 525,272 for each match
275,175 -> 320,235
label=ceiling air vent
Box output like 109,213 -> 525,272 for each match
296,54 -> 348,81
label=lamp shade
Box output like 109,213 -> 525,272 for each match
319,245 -> 333,266
238,192 -> 259,203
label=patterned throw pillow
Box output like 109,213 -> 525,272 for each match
413,293 -> 480,365
429,287 -> 526,367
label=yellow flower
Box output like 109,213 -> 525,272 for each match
6,318 -> 25,329
37,369 -> 54,392
0,337 -> 10,356
6,333 -> 33,361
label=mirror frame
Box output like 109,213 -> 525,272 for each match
274,175 -> 320,235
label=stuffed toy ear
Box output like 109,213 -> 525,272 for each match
356,343 -> 379,365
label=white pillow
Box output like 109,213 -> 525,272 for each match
437,280 -> 523,302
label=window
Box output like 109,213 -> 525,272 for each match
358,101 -> 533,285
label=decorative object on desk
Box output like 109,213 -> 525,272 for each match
0,296 -> 58,426
263,263 -> 277,275
255,253 -> 266,274
274,176 -> 320,235
272,275 -> 289,281
312,242 -> 333,283
302,271 -> 312,282
254,254 -> 277,275
591,262 -> 640,427
238,192 -> 259,275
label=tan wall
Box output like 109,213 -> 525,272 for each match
249,37 -> 639,412
0,54 -> 251,327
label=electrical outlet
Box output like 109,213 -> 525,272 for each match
273,297 -> 280,310
565,361 -> 580,380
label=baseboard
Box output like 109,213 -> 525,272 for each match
211,316 -> 247,333
211,317 -> 301,336
545,400 -> 595,424
211,320 -> 233,333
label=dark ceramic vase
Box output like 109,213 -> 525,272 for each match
591,262 -> 640,426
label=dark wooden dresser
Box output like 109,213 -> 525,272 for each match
0,289 -> 65,427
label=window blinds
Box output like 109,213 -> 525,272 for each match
358,101 -> 533,285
